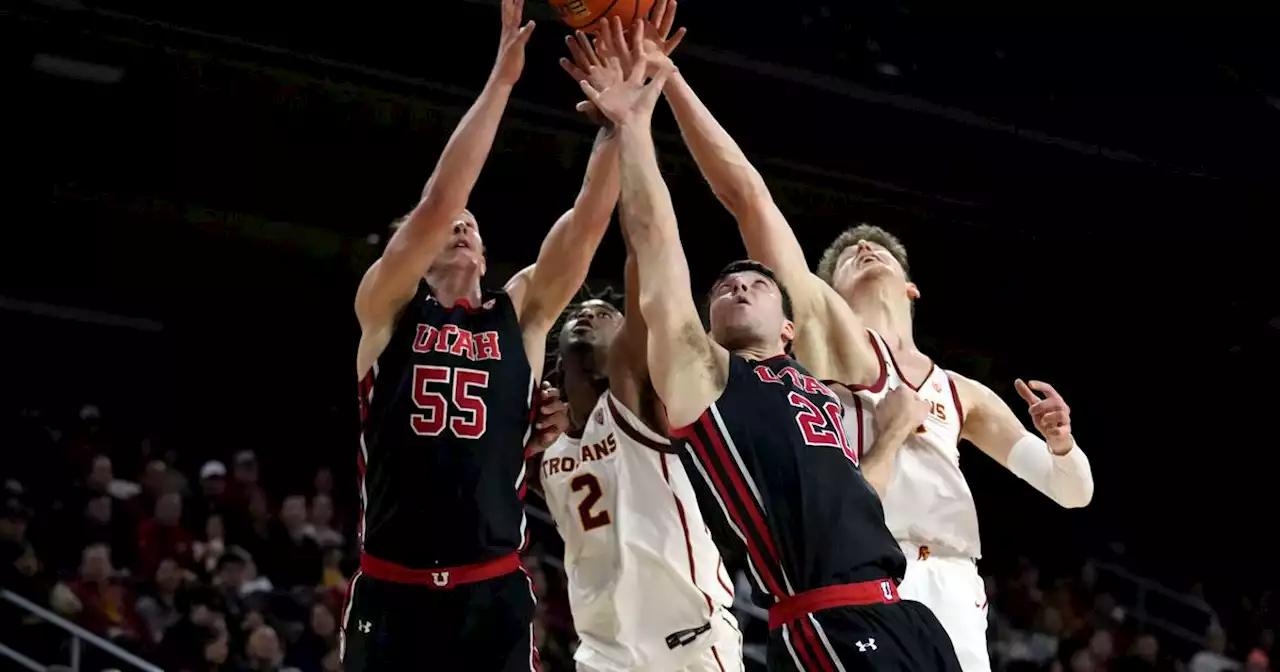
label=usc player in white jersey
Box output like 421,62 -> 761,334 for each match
809,225 -> 1094,671
539,275 -> 741,671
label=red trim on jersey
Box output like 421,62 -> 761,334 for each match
671,412 -> 789,598
712,645 -> 727,672
607,395 -> 676,454
768,578 -> 900,629
660,454 -> 716,617
359,551 -> 520,588
947,373 -> 965,428
847,331 -> 888,393
715,556 -> 733,596
851,395 -> 866,461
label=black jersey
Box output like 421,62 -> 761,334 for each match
357,283 -> 535,569
671,354 -> 906,607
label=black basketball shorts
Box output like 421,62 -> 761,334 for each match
768,580 -> 962,671
340,553 -> 538,672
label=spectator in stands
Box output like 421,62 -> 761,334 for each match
192,460 -> 232,526
303,494 -> 342,549
1191,623 -> 1240,672
137,491 -> 194,576
194,513 -> 229,574
68,492 -> 135,573
285,602 -> 338,671
241,623 -> 299,672
158,589 -> 226,671
264,495 -> 321,590
57,542 -> 149,646
136,556 -> 191,642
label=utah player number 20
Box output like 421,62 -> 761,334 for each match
410,365 -> 489,439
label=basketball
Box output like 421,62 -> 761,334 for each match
549,0 -> 656,32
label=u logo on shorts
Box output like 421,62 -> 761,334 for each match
432,571 -> 450,587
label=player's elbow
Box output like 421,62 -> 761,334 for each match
1056,480 -> 1094,509
710,170 -> 769,217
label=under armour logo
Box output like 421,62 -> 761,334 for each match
358,621 -> 371,634
856,639 -> 877,652
431,571 -> 450,587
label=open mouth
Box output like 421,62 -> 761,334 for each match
856,254 -> 884,268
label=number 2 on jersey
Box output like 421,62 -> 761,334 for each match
410,365 -> 489,439
788,392 -> 858,465
570,473 -> 611,531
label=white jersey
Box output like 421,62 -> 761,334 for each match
541,392 -> 735,672
843,329 -> 982,558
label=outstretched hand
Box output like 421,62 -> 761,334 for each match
560,30 -> 622,125
493,0 -> 536,86
636,0 -> 687,73
1014,379 -> 1074,454
578,17 -> 677,127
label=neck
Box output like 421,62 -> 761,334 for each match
563,363 -> 606,432
734,343 -> 786,361
845,286 -> 917,354
424,266 -> 483,308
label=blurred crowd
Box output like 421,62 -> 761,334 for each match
1,399 -> 1273,672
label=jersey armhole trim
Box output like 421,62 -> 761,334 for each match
945,371 -> 965,429
838,330 -> 888,393
606,393 -> 678,454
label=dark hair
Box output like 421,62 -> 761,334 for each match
708,260 -> 795,322
815,224 -> 911,286
546,285 -> 625,390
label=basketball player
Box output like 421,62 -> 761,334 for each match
641,3 -> 1096,664
812,227 -> 1093,672
341,0 -> 624,669
577,23 -> 961,670
541,22 -> 741,672
540,285 -> 742,671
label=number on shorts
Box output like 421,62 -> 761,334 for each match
410,365 -> 490,439
570,473 -> 611,531
787,392 -> 858,465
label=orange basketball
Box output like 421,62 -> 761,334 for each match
549,0 -> 656,32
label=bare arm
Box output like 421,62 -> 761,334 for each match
505,127 -> 621,335
355,0 -> 534,340
956,375 -> 1094,508
617,121 -> 727,429
605,254 -> 651,416
861,433 -> 905,499
661,72 -> 878,386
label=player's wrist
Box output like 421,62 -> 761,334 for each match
1046,435 -> 1075,456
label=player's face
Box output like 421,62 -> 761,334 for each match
708,271 -> 794,351
831,240 -> 915,299
431,210 -> 486,275
560,300 -> 623,354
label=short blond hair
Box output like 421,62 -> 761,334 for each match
815,224 -> 911,286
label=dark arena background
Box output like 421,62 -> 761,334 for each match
3,0 -> 1278,670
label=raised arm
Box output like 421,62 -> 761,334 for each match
354,0 -> 534,337
505,126 -> 621,341
582,21 -> 725,429
649,14 -> 877,386
957,376 -> 1094,508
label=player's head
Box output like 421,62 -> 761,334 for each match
559,298 -> 624,358
707,260 -> 795,354
393,209 -> 486,278
816,224 -> 918,307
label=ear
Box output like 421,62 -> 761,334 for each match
781,318 -> 796,345
905,281 -> 921,301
